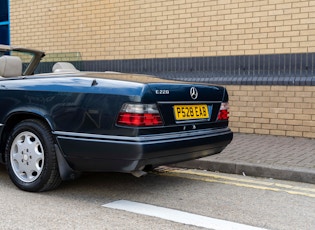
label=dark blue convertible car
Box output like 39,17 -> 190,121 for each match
0,45 -> 233,192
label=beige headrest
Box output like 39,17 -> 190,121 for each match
52,62 -> 79,73
0,56 -> 23,77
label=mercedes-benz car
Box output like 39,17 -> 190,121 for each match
0,44 -> 233,192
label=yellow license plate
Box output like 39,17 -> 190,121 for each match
174,104 -> 209,120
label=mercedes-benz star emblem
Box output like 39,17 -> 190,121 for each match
190,87 -> 198,100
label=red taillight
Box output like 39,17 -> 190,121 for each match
217,102 -> 229,120
117,104 -> 163,127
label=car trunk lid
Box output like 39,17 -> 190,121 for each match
147,83 -> 227,126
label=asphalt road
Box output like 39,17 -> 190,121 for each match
0,164 -> 314,230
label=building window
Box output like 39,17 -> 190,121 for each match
0,0 -> 9,45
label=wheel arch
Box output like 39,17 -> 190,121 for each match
0,111 -> 54,163
1,111 -> 79,182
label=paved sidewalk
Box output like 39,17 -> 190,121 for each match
175,133 -> 315,184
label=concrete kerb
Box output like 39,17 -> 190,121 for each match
173,159 -> 315,184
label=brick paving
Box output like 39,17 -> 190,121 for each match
175,133 -> 315,184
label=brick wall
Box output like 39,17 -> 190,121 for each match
10,0 -> 315,59
226,85 -> 315,138
10,0 -> 315,139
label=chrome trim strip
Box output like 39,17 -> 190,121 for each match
53,131 -> 137,142
158,101 -> 220,104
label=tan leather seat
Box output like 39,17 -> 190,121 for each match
0,55 -> 23,77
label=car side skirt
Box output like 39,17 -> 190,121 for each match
53,128 -> 233,172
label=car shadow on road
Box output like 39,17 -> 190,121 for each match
40,168 -> 212,205
1,163 -> 216,206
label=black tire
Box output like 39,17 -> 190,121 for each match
5,119 -> 62,192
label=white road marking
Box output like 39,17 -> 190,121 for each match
103,200 -> 268,230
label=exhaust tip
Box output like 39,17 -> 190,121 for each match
131,170 -> 147,178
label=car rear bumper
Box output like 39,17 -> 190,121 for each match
54,128 -> 233,172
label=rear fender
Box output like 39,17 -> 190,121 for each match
0,107 -> 55,162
